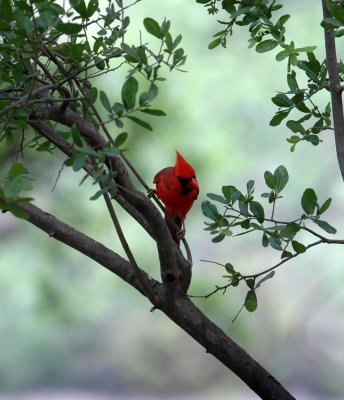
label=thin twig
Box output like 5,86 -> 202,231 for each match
192,237 -> 344,299
101,187 -> 159,307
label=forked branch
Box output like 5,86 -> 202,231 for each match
1,199 -> 295,400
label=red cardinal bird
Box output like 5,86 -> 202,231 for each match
152,151 -> 199,244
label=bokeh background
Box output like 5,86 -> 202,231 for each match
1,1 -> 344,399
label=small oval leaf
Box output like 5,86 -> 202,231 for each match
245,290 -> 258,312
256,39 -> 278,53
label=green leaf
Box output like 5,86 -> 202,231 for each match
269,236 -> 282,251
114,132 -> 128,147
275,50 -> 289,62
102,147 -> 119,157
318,198 -> 332,215
250,222 -> 263,231
292,92 -> 310,113
148,83 -> 158,100
280,222 -> 300,239
165,32 -> 173,52
112,102 -> 124,115
139,84 -> 158,105
281,250 -> 292,259
272,94 -> 293,107
229,5 -> 251,18
99,90 -> 112,113
202,200 -> 220,221
137,47 -> 148,64
8,162 -> 26,179
208,38 -> 222,50
126,116 -> 152,131
287,72 -> 298,91
121,43 -> 138,60
70,0 -> 87,17
140,108 -> 166,116
321,17 -> 343,29
306,135 -> 320,146
225,263 -> 235,274
86,0 -> 99,18
332,4 -> 344,24
244,290 -> 258,312
172,34 -> 182,50
122,15 -> 130,30
292,240 -> 306,253
262,233 -> 269,247
301,188 -> 317,215
246,279 -> 255,289
312,219 -> 337,234
286,120 -> 307,134
115,119 -> 124,129
270,110 -> 290,126
241,219 -> 250,229
207,193 -> 227,204
161,18 -> 171,36
0,0 -> 13,21
71,124 -> 83,147
255,271 -> 275,289
121,77 -> 138,110
231,274 -> 240,287
264,171 -> 275,189
294,46 -> 317,53
222,185 -> 241,204
0,201 -> 28,220
246,180 -> 255,193
249,201 -> 265,223
143,17 -> 163,39
90,188 -> 108,201
212,232 -> 225,243
239,200 -> 249,216
274,165 -> 289,193
333,28 -> 344,37
91,87 -> 98,103
277,14 -> 290,26
72,152 -> 88,171
4,176 -> 32,198
56,22 -> 82,34
173,47 -> 185,66
256,40 -> 278,53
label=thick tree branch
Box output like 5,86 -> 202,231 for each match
2,201 -> 295,399
12,201 -> 159,296
322,0 -> 344,179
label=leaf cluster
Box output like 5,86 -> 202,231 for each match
202,165 -> 336,251
0,1 -> 186,199
0,162 -> 33,219
200,164 -> 337,318
196,1 -> 344,151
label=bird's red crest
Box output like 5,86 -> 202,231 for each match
174,151 -> 195,179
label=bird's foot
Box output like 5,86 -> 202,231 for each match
176,228 -> 185,241
147,188 -> 156,198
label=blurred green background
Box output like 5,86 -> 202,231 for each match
1,1 -> 344,399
